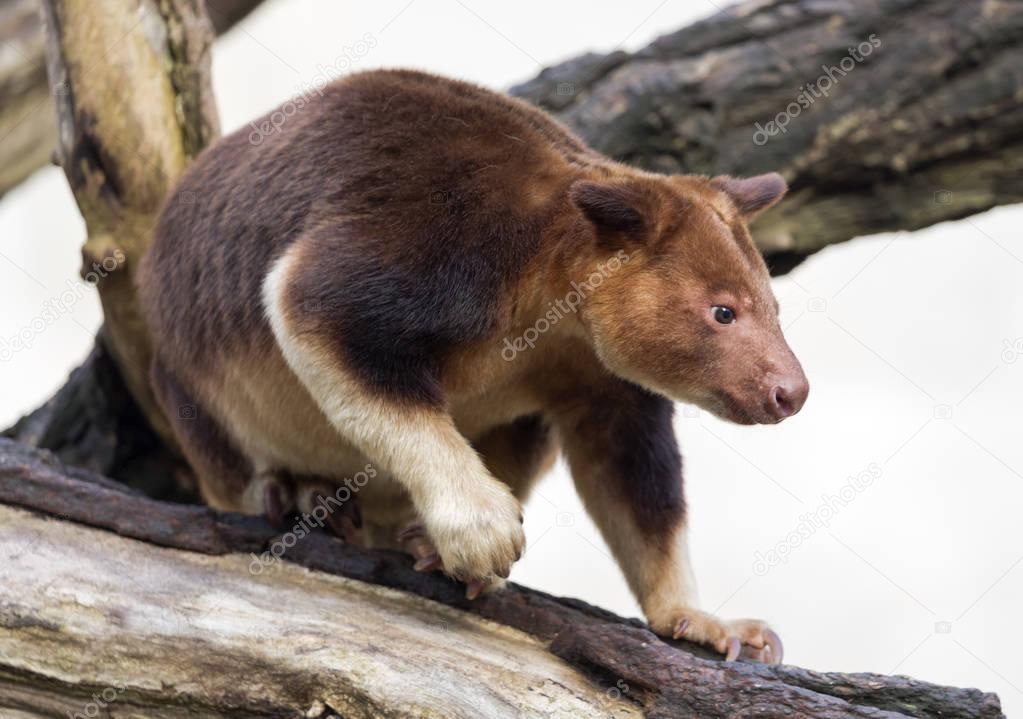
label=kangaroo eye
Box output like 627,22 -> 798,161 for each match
712,306 -> 736,324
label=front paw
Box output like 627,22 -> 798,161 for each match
649,607 -> 783,664
422,483 -> 525,588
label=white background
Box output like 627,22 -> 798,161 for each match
1,1 -> 1021,714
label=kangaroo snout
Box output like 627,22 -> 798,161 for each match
765,367 -> 809,421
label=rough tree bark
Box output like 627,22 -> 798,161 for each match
0,0 -> 1015,715
39,0 -> 223,444
0,439 -> 1006,718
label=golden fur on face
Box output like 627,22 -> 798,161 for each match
567,172 -> 806,423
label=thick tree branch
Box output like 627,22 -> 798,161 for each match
0,439 -> 1005,718
6,0 -> 1023,270
39,0 -> 222,442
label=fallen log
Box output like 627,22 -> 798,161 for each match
0,439 -> 1005,718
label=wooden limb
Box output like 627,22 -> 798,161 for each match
0,439 -> 1005,718
0,0 -> 51,198
6,0 -> 1022,268
0,0 -> 264,199
40,0 -> 221,442
511,0 -> 1023,268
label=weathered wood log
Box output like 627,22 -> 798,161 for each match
0,0 -> 264,199
0,0 -> 51,198
0,439 -> 1005,718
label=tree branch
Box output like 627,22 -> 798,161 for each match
39,0 -> 223,441
7,0 -> 1023,271
0,439 -> 1005,718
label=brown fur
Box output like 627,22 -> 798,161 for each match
137,68 -> 807,658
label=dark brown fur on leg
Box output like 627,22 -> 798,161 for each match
556,378 -> 782,663
555,378 -> 685,568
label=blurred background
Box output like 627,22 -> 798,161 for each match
1,0 -> 1020,714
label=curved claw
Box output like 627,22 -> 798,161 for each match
724,636 -> 742,662
672,618 -> 690,640
466,580 -> 488,600
317,496 -> 349,541
398,522 -> 426,543
341,498 -> 363,530
764,628 -> 784,664
414,553 -> 443,572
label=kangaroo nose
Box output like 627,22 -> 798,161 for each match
767,375 -> 809,420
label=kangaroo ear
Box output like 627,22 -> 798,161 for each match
569,180 -> 647,235
713,173 -> 787,219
